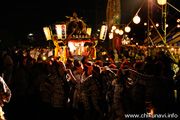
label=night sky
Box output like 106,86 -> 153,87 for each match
0,0 -> 179,47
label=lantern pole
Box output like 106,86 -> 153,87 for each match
147,0 -> 150,55
161,2 -> 167,44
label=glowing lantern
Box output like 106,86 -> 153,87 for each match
156,23 -> 159,27
115,29 -> 120,34
112,26 -> 116,31
119,29 -> 124,35
55,24 -> 66,40
86,28 -> 92,36
102,51 -> 107,55
157,0 -> 167,5
43,27 -> 52,40
109,33 -> 113,39
177,24 -> 180,28
166,24 -> 169,28
125,26 -> 131,33
177,19 -> 180,23
100,25 -> 107,40
42,56 -> 47,61
133,15 -> 141,24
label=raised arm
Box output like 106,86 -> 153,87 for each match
66,69 -> 77,84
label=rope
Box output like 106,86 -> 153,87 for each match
127,0 -> 146,26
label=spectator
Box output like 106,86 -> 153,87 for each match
95,60 -> 103,67
71,60 -> 84,119
39,63 -> 52,120
156,51 -> 176,75
80,61 -> 93,119
2,50 -> 13,85
151,61 -> 170,113
175,60 -> 180,114
91,64 -> 104,119
110,68 -> 125,120
45,61 -> 70,120
143,56 -> 155,75
1,45 -> 178,119
0,51 -> 4,77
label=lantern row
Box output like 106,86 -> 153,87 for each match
43,24 -> 108,41
109,0 -> 179,38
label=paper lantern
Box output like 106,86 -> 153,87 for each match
109,33 -> 113,39
125,26 -> 131,33
119,29 -> 124,35
112,26 -> 116,30
115,29 -> 120,34
55,24 -> 66,40
86,28 -> 92,36
156,23 -> 159,27
99,25 -> 107,40
177,19 -> 180,23
157,0 -> 167,5
43,27 -> 52,40
133,15 -> 141,24
177,24 -> 180,28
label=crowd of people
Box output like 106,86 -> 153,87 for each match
0,46 -> 179,120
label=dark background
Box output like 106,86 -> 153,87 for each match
0,0 -> 179,48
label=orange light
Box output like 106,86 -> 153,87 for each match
87,28 -> 92,36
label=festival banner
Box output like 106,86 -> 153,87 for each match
115,0 -> 121,24
114,34 -> 121,46
114,34 -> 121,53
106,0 -> 121,29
